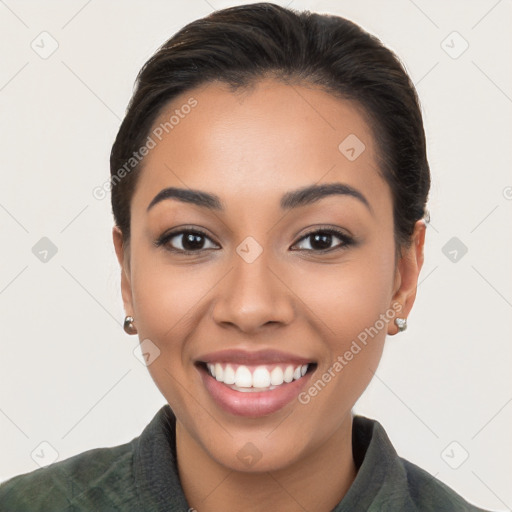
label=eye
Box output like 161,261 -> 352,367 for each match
291,228 -> 354,252
155,226 -> 354,255
154,228 -> 219,254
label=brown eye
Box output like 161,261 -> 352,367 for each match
155,229 -> 219,253
292,229 -> 354,252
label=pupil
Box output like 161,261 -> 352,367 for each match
183,233 -> 204,250
311,233 -> 331,250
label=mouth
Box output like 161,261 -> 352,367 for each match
197,361 -> 316,392
195,355 -> 317,418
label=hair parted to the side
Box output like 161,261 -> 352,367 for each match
110,2 -> 430,249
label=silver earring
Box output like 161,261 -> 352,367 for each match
123,316 -> 137,335
395,317 -> 407,333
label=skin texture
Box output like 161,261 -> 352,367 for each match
113,79 -> 426,512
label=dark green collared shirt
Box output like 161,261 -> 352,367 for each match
0,405 -> 490,511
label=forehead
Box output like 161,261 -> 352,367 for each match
131,79 -> 389,215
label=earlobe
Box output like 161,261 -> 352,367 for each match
388,220 -> 426,336
112,226 -> 134,320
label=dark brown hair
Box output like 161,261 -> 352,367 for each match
110,2 -> 430,248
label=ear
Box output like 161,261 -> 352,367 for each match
112,226 -> 134,319
388,219 -> 426,335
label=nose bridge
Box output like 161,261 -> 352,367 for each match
212,238 -> 294,332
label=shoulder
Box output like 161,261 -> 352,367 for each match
351,416 -> 492,512
0,440 -> 137,511
399,448 -> 490,511
400,458 -> 490,511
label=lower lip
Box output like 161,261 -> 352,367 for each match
198,364 -> 314,418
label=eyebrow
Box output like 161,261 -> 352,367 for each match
147,183 -> 372,214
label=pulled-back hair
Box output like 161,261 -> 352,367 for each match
110,2 -> 430,248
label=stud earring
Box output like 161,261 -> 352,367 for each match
395,317 -> 407,333
123,316 -> 137,335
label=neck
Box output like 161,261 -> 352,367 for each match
176,414 -> 357,512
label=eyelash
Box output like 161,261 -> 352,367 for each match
154,226 -> 355,255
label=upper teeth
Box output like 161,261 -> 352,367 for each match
207,363 -> 309,389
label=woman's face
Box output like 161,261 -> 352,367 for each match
114,78 -> 423,472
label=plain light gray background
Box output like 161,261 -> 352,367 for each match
0,1 -> 511,510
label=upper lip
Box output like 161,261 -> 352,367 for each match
196,349 -> 315,366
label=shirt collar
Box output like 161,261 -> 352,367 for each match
133,404 -> 408,511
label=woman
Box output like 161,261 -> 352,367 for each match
0,3 -> 493,511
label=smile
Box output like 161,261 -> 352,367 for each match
206,362 -> 310,392
196,357 -> 317,417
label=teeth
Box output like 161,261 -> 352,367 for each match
283,365 -> 294,383
234,366 -> 252,387
252,366 -> 271,388
270,367 -> 284,386
214,363 -> 224,382
223,364 -> 236,385
205,362 -> 311,390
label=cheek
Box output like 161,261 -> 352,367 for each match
130,253 -> 216,343
292,239 -> 396,396
286,243 -> 396,442
128,253 -> 215,416
292,241 -> 396,345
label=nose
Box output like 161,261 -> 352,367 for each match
211,249 -> 295,334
